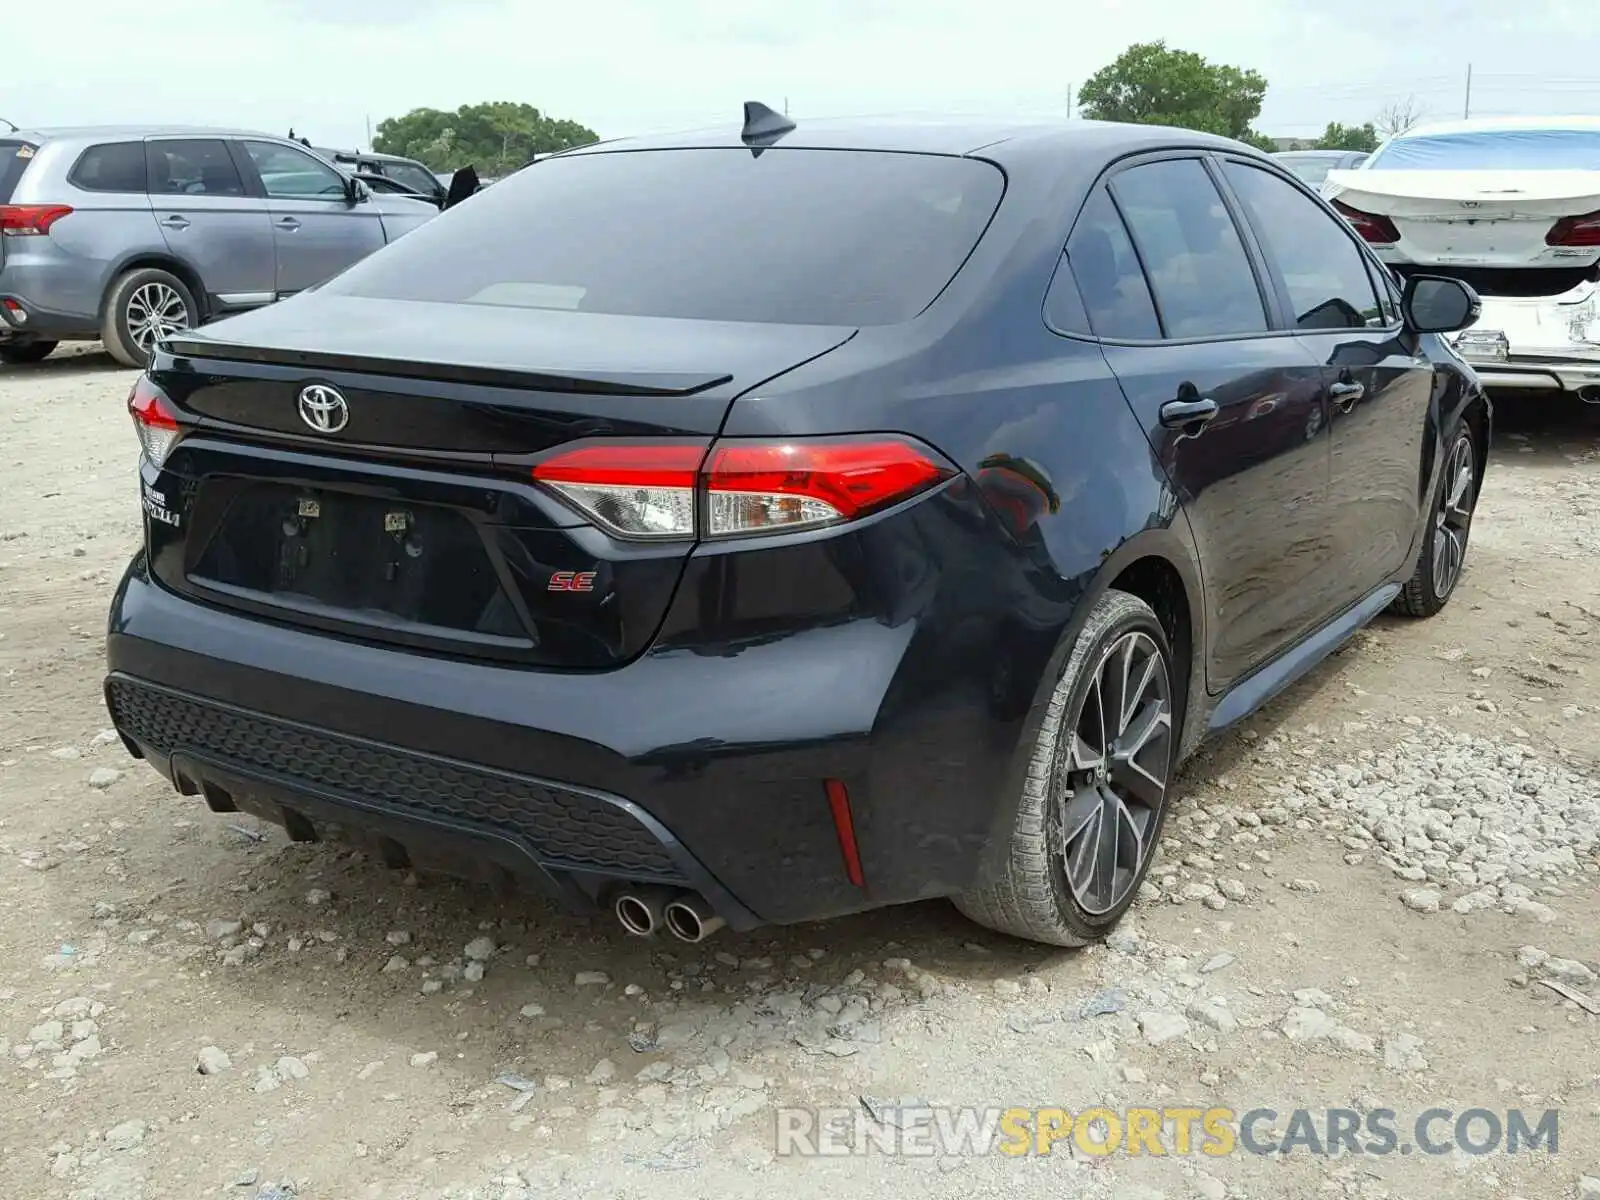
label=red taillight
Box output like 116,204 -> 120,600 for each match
128,375 -> 182,467
1546,209 -> 1600,248
1332,200 -> 1401,245
0,204 -> 73,237
531,435 -> 956,540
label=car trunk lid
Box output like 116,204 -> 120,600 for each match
1326,168 -> 1600,268
144,299 -> 857,670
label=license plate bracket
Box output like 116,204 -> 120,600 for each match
1454,328 -> 1510,362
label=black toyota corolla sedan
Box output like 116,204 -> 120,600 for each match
105,103 -> 1490,947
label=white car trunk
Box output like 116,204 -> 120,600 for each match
1325,169 -> 1600,268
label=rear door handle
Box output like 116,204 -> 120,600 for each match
160,215 -> 190,230
1329,380 -> 1365,410
275,217 -> 302,231
1158,397 -> 1220,430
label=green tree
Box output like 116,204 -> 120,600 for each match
1078,41 -> 1270,145
1317,121 -> 1379,153
373,103 -> 598,174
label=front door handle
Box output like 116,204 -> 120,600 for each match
1159,396 -> 1220,430
1329,380 -> 1365,411
275,217 -> 302,231
160,215 -> 190,230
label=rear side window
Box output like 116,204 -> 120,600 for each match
1058,187 -> 1161,340
147,139 -> 246,197
1110,159 -> 1268,339
0,141 -> 37,202
323,148 -> 1006,327
70,141 -> 149,193
1222,162 -> 1383,330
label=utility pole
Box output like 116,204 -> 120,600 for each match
1463,64 -> 1473,119
1067,83 -> 1074,119
783,96 -> 789,116
365,113 -> 373,148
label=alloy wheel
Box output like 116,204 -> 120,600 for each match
1431,435 -> 1476,600
1052,630 -> 1173,916
125,282 -> 190,354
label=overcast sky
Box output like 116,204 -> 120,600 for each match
6,0 -> 1599,149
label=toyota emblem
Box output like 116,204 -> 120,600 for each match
297,384 -> 349,433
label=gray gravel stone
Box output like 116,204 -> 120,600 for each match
1136,1011 -> 1190,1045
104,1120 -> 146,1151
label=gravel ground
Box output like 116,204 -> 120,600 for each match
1,346 -> 1598,1200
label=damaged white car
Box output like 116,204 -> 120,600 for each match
1324,116 -> 1600,401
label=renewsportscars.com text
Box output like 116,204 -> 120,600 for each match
774,1104 -> 1560,1158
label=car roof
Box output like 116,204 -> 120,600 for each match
1397,114 -> 1600,139
11,124 -> 285,142
557,115 -> 1256,162
315,146 -> 423,166
1274,149 -> 1362,160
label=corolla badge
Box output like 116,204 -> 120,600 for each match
297,384 -> 350,433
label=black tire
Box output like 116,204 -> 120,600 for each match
101,268 -> 197,369
1390,424 -> 1478,618
0,341 -> 58,365
955,589 -> 1180,947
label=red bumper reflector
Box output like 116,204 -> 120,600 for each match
824,778 -> 865,889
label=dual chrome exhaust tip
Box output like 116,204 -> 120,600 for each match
612,886 -> 726,942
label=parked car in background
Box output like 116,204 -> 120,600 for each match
1273,148 -> 1370,189
315,146 -> 449,207
1324,115 -> 1600,400
0,127 -> 439,367
106,107 -> 1488,949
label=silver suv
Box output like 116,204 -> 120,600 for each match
0,126 -> 439,367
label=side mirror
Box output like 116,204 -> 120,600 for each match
344,176 -> 368,206
1402,274 -> 1481,334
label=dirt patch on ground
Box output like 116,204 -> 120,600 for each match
2,349 -> 1597,1200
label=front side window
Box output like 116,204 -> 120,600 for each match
70,142 -> 148,193
1058,187 -> 1161,340
242,141 -> 347,200
385,161 -> 439,195
1110,159 -> 1268,339
1223,162 -> 1383,330
147,139 -> 245,197
323,148 -> 1006,327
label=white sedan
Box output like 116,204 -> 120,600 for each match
1323,115 -> 1600,400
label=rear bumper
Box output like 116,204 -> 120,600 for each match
105,504 -> 1037,925
1460,356 -> 1600,393
106,672 -> 761,928
0,259 -> 104,339
1451,285 -> 1600,394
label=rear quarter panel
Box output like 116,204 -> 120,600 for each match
714,152 -> 1205,904
7,141 -> 165,321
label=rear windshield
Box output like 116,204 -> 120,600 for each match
0,140 -> 37,203
323,148 -> 1005,326
1368,129 -> 1600,171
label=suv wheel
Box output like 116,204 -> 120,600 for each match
102,268 -> 196,369
0,341 -> 58,365
956,589 -> 1178,946
1391,425 -> 1478,618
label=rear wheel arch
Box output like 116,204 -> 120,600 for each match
100,253 -> 210,325
1106,552 -> 1200,758
969,527 -> 1205,887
